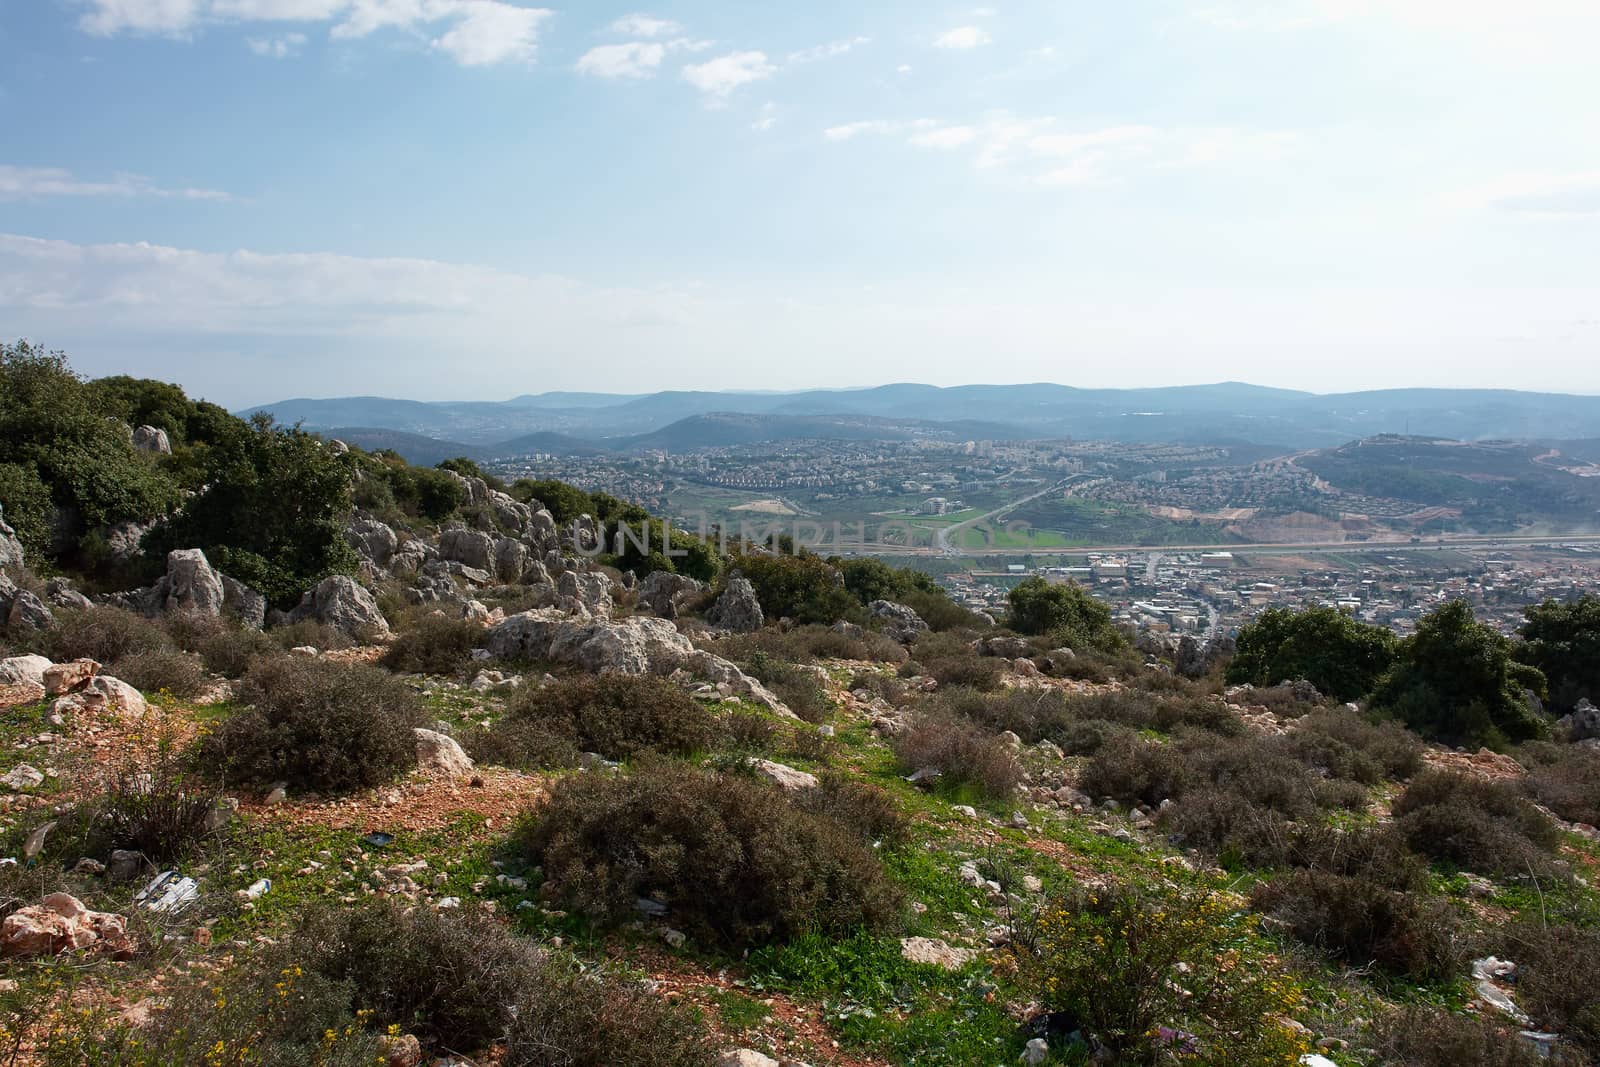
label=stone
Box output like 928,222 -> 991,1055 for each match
0,654 -> 52,688
1021,1038 -> 1050,1066
101,520 -> 153,564
346,519 -> 399,568
221,575 -> 266,629
43,659 -> 99,695
45,578 -> 92,610
6,591 -> 53,631
378,1033 -> 423,1067
978,636 -> 1031,659
707,576 -> 764,633
1013,657 -> 1039,677
638,570 -> 705,619
161,549 -> 225,617
718,1052 -> 780,1067
440,527 -> 496,572
1557,697 -> 1600,742
85,675 -> 145,717
0,505 -> 23,570
494,537 -> 530,584
131,425 -> 171,454
288,575 -> 389,636
751,759 -> 819,792
0,893 -> 134,959
107,850 -> 150,882
899,936 -> 975,970
557,569 -> 616,617
869,600 -> 929,643
415,729 -> 475,777
1,765 -> 45,791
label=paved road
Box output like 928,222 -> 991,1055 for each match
933,478 -> 1072,556
895,532 -> 1600,559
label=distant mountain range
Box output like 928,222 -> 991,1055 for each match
240,382 -> 1600,462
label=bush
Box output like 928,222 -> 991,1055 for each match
1080,734 -> 1195,809
196,625 -> 279,678
1501,923 -> 1600,1056
1521,744 -> 1600,827
732,553 -> 860,625
1019,882 -> 1311,1064
1228,605 -> 1399,702
1065,688 -> 1245,737
1251,870 -> 1464,980
43,605 -> 172,663
478,675 -> 716,766
380,614 -> 483,675
1371,600 -> 1550,747
1292,706 -> 1423,780
1516,594 -> 1600,713
720,709 -> 778,752
1375,1006 -> 1574,1067
707,623 -> 907,666
518,760 -> 903,948
107,648 -> 208,697
269,618 -> 355,652
1393,770 -> 1561,877
1005,576 -> 1125,653
797,771 -> 907,845
1163,787 -> 1296,867
925,653 -> 1004,692
196,656 -> 425,793
892,713 -> 1023,801
742,650 -> 831,723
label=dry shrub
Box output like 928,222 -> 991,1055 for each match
1251,870 -> 1464,980
796,771 -> 907,845
380,614 -> 483,675
43,605 -> 171,663
1520,743 -> 1600,827
1066,689 -> 1245,737
720,709 -> 778,752
1293,707 -> 1423,780
268,618 -> 354,652
475,675 -> 715,767
741,650 -> 831,723
1080,733 -> 1194,809
107,648 -> 208,697
1375,1006 -> 1582,1067
1501,923 -> 1600,1056
1393,769 -> 1561,877
1162,787 -> 1295,867
925,654 -> 1004,692
518,760 -> 903,949
196,625 -> 278,678
891,713 -> 1023,801
196,655 -> 425,793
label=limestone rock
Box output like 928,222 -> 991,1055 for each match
1558,698 -> 1600,742
44,659 -> 99,695
414,729 -> 474,778
870,600 -> 928,643
161,549 -> 225,617
0,654 -> 53,688
0,505 -> 23,570
557,569 -> 616,617
751,759 -> 818,792
85,675 -> 146,717
637,570 -> 705,619
288,575 -> 389,637
439,527 -> 496,572
899,936 -> 975,971
707,576 -> 763,632
131,425 -> 171,454
5,590 -> 53,631
0,893 -> 134,959
346,520 -> 399,568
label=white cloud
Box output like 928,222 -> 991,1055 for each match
822,120 -> 897,142
682,51 -> 776,101
577,41 -> 666,79
609,13 -> 681,38
751,102 -> 777,132
0,165 -> 230,202
788,36 -> 869,63
78,0 -> 554,66
934,26 -> 991,49
1450,172 -> 1600,219
247,31 -> 307,56
896,63 -> 912,74
908,125 -> 977,149
1192,0 -> 1600,57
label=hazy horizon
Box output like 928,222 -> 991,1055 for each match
4,1 -> 1597,407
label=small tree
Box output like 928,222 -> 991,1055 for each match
1517,595 -> 1600,712
1371,600 -> 1548,747
1006,576 -> 1123,651
1227,605 -> 1399,702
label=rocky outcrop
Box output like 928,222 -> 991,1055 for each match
85,675 -> 146,717
389,537 -> 434,578
0,654 -> 52,688
976,635 -> 1031,659
751,759 -> 818,792
0,505 -> 24,570
1559,698 -> 1600,742
220,575 -> 266,629
131,425 -> 171,455
707,576 -> 763,632
160,549 -> 225,617
484,610 -> 792,716
1,893 -> 135,960
288,575 -> 389,637
557,569 -> 615,617
101,520 -> 153,564
638,571 -> 705,619
1175,634 -> 1234,679
0,575 -> 53,631
439,527 -> 496,572
346,519 -> 399,569
494,537 -> 529,584
870,600 -> 928,644
45,578 -> 92,610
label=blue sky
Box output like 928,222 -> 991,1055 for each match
2,0 -> 1597,406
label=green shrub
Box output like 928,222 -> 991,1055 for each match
720,709 -> 778,752
477,675 -> 716,766
1516,594 -> 1600,713
1019,883 -> 1312,1065
1251,870 -> 1464,980
742,650 -> 831,723
732,553 -> 860,626
196,655 -> 425,793
1005,576 -> 1125,652
891,713 -> 1023,801
1292,706 -> 1423,780
196,625 -> 279,678
380,614 -> 483,675
1228,605 -> 1399,702
1080,734 -> 1194,809
1393,769 -> 1561,877
518,760 -> 903,948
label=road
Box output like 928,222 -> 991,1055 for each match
932,478 -> 1074,556
896,531 -> 1600,559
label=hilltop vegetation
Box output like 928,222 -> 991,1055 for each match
2,344 -> 1599,1067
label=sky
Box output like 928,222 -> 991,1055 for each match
2,0 -> 1598,407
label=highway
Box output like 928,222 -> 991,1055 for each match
892,532 -> 1600,559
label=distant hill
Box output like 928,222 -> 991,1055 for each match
325,428 -> 488,467
242,383 -> 1600,453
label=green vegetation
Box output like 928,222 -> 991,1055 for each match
1228,604 -> 1399,702
1005,575 -> 1126,652
1517,594 -> 1600,713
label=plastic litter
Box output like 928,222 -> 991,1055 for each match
362,831 -> 394,848
244,878 -> 272,899
137,870 -> 200,914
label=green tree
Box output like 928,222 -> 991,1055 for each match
1517,595 -> 1600,712
152,414 -> 356,608
436,456 -> 504,491
1371,600 -> 1548,747
0,461 -> 53,563
734,552 -> 860,625
1006,576 -> 1124,651
1227,605 -> 1399,702
513,479 -> 594,525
